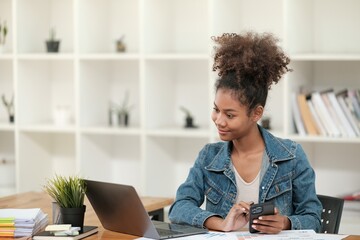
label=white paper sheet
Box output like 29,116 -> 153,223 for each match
137,229 -> 349,240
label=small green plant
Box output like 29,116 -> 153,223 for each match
179,106 -> 192,118
43,175 -> 86,208
1,94 -> 14,117
0,20 -> 8,45
49,27 -> 56,41
119,90 -> 134,115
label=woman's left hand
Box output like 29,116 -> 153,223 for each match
250,208 -> 291,234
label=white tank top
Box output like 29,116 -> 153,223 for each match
231,164 -> 260,229
232,165 -> 260,204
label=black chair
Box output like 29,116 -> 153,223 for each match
317,194 -> 344,234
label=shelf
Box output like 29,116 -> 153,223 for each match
0,54 -> 13,59
17,0 -> 74,54
211,0 -> 283,37
290,135 -> 360,144
78,0 -> 139,54
17,53 -> 75,60
144,53 -> 209,60
79,59 -> 140,128
146,127 -> 210,138
18,131 -> 76,192
79,133 -> 142,190
18,124 -> 76,133
285,0 -> 360,54
17,59 -> 75,126
79,53 -> 140,60
143,0 -> 209,54
144,60 -> 210,129
291,53 -> 360,61
0,123 -> 15,131
0,2 -> 359,235
81,126 -> 141,136
145,136 -> 208,196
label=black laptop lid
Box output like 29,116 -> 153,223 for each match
85,179 -> 160,239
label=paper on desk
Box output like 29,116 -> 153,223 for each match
137,229 -> 349,240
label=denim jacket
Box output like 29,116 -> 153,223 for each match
168,126 -> 322,232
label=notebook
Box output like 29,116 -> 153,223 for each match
84,179 -> 208,239
33,226 -> 98,240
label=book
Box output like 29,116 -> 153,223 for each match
327,90 -> 356,137
320,89 -> 347,137
306,98 -> 327,136
311,91 -> 341,137
336,89 -> 360,136
341,190 -> 360,201
348,89 -> 360,121
297,93 -> 319,135
291,92 -> 306,135
0,208 -> 48,237
33,225 -> 98,240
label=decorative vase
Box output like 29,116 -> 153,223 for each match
46,40 -> 60,53
60,205 -> 86,229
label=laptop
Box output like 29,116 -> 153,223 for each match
84,179 -> 208,239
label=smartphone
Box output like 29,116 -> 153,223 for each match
249,202 -> 275,233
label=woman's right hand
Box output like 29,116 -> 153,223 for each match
204,201 -> 253,232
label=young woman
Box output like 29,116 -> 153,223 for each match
168,32 -> 322,234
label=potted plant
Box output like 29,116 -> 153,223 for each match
46,27 -> 60,53
0,20 -> 8,53
43,175 -> 87,228
179,106 -> 197,128
118,91 -> 135,126
1,94 -> 14,123
116,35 -> 126,52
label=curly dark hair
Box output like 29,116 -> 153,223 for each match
212,32 -> 291,115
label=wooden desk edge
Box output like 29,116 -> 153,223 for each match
1,192 -> 359,240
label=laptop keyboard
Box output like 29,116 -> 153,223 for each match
156,228 -> 181,237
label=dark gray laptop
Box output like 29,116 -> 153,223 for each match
85,179 -> 208,239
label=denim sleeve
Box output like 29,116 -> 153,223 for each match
168,145 -> 220,228
287,144 -> 322,232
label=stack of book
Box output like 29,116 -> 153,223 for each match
0,208 -> 48,237
291,88 -> 360,137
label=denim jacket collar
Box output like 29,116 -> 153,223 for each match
205,141 -> 231,172
260,126 -> 296,163
204,125 -> 295,172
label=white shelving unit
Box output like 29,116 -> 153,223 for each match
0,0 -> 359,234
